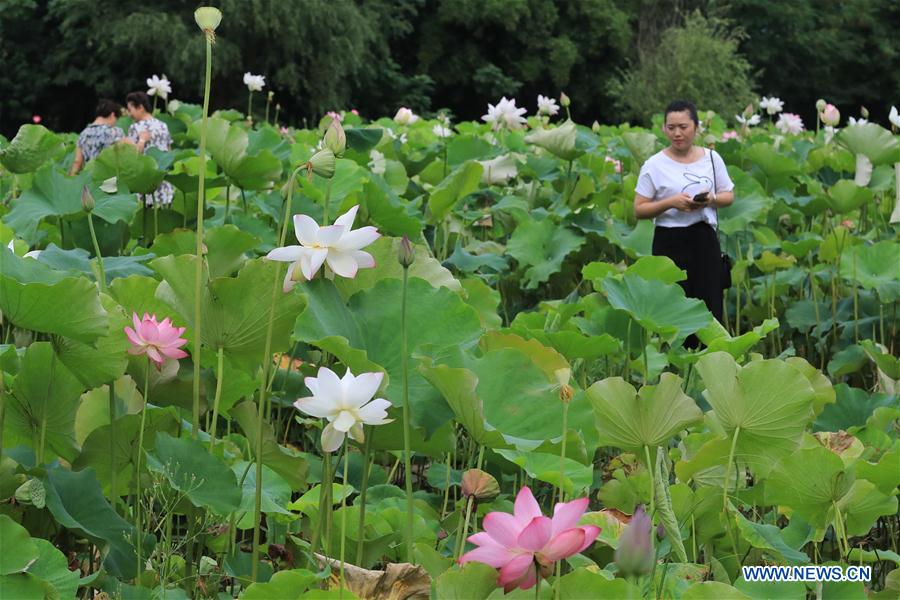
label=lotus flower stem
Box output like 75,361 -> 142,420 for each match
224,185 -> 230,222
644,445 -> 655,517
323,178 -> 334,230
559,402 -> 569,504
109,381 -> 117,506
455,494 -> 475,562
135,356 -> 151,579
722,426 -> 740,512
562,160 -> 573,206
193,24 -> 213,441
400,265 -> 415,563
251,165 -> 303,580
86,212 -> 106,292
339,439 -> 350,596
440,451 -> 452,518
208,346 -> 224,453
355,428 -> 372,565
152,94 -> 158,114
310,449 -> 332,561
247,92 -> 253,123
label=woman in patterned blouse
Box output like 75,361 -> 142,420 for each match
125,91 -> 174,207
69,99 -> 124,175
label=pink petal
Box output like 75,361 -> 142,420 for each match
482,511 -> 522,549
139,319 -> 159,343
513,563 -> 537,592
539,528 -> 585,562
517,516 -> 552,552
127,346 -> 145,356
459,544 -> 513,569
513,487 -> 542,527
467,532 -> 501,547
551,497 -> 589,536
145,346 -> 164,366
498,554 -> 534,590
576,526 -> 601,553
132,313 -> 142,332
124,326 -> 143,347
161,347 -> 189,360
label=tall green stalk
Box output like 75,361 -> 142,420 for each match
207,346 -> 224,453
135,357 -> 151,580
355,428 -> 372,565
339,440 -> 350,596
400,266 -> 414,563
109,381 -> 117,505
86,212 -> 106,293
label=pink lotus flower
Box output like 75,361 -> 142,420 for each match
459,487 -> 600,592
32,115 -> 41,124
820,104 -> 840,127
124,313 -> 189,369
605,156 -> 622,174
722,130 -> 739,141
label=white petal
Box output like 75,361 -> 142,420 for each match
294,214 -> 319,246
358,398 -> 393,425
325,250 -> 360,278
343,372 -> 383,408
266,245 -> 304,262
282,263 -> 299,293
333,205 -> 359,229
300,247 -> 328,280
349,423 -> 365,444
333,226 -> 380,251
353,250 -> 375,269
316,367 -> 344,403
293,395 -> 336,419
321,423 -> 344,453
304,376 -> 320,396
333,410 -> 357,432
316,224 -> 345,247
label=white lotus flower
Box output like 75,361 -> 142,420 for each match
243,72 -> 266,92
482,97 -> 527,130
433,123 -> 453,138
848,117 -> 868,126
890,106 -> 900,129
775,113 -> 804,135
393,107 -> 418,125
146,74 -> 172,99
735,114 -> 761,127
478,154 -> 518,184
295,367 -> 392,452
7,239 -> 41,259
537,94 -> 560,116
384,128 -> 408,144
265,205 -> 380,290
368,149 -> 386,175
759,96 -> 784,115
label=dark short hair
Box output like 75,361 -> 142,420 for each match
95,99 -> 122,118
125,91 -> 152,112
664,100 -> 699,126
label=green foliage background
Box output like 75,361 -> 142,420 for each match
0,0 -> 898,136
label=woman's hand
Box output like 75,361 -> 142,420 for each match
667,193 -> 701,212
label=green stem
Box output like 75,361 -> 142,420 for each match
224,185 -> 230,222
558,401 -> 569,504
644,445 -> 655,517
323,178 -> 334,226
109,381 -> 117,505
400,266 -> 414,563
562,160 -> 573,206
339,439 -> 350,596
456,495 -> 475,562
723,426 -> 741,512
86,212 -> 106,292
193,35 -> 213,440
208,346 -> 224,453
355,428 -> 372,566
135,357 -> 151,580
247,92 -> 253,122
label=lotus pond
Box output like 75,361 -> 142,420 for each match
1,15 -> 899,600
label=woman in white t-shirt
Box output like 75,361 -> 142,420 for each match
633,100 -> 734,335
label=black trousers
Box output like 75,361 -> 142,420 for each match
651,222 -> 723,324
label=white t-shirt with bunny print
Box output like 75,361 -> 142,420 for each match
635,148 -> 734,228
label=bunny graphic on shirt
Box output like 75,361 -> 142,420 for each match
681,171 -> 713,197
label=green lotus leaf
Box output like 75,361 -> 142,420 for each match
524,119 -> 583,161
3,166 -> 83,241
242,569 -> 320,600
0,124 -> 63,173
826,179 -> 873,214
362,176 -> 423,237
601,274 -> 712,344
840,241 -> 900,303
682,581 -> 751,600
558,569 -> 642,599
148,224 -> 260,278
231,401 -> 308,490
855,447 -> 900,496
0,515 -> 38,574
0,573 -> 56,600
54,294 -> 129,389
145,432 -> 241,515
427,161 -> 483,224
93,143 -> 165,194
745,143 -> 802,190
204,117 -> 283,189
587,373 -> 701,453
655,447 -> 688,563
696,352 -> 816,477
733,576 -> 807,600
231,461 -> 292,529
836,479 -> 898,537
716,170 -> 774,234
36,244 -> 154,283
837,123 -> 900,166
624,255 -> 686,284
494,449 -> 592,497
766,446 -> 852,529
621,131 -> 659,166
507,216 -> 585,289
729,504 -> 809,564
5,343 -> 84,463
434,562 -> 497,600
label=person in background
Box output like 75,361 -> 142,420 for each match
124,90 -> 174,207
69,99 -> 124,175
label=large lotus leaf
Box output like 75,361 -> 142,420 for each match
587,373 -> 701,453
427,161 -> 483,224
293,278 -> 482,435
557,569 -> 641,599
93,143 -> 165,194
479,331 -> 569,380
72,406 -> 180,497
231,461 -> 292,529
729,504 -> 809,565
836,479 -> 898,537
0,573 -> 56,599
54,294 -> 129,389
434,562 -> 497,600
418,347 -> 595,450
511,327 -> 620,363
5,343 -> 84,463
733,577 -> 807,600
3,166 -> 83,241
814,384 -> 896,433
682,582 -> 751,600
766,446 -> 852,530
334,236 -> 461,299
362,176 -> 424,237
826,179 -> 873,214
621,131 -> 659,166
696,352 -> 815,478
524,120 -> 583,161
204,117 -> 282,189
837,123 -> 900,166
107,275 -> 181,325
147,225 -> 260,279
36,244 -> 154,283
694,318 -> 779,359
242,569 -> 319,600
839,241 -> 900,302
0,515 -> 38,574
717,170 -> 775,235
494,449 -> 592,496
0,124 -> 63,173
745,143 -> 802,190
855,446 -> 900,496
42,464 -> 152,579
231,401 -> 308,490
624,255 -> 686,284
25,538 -> 83,600
601,274 -> 712,343
153,256 -> 304,372
145,432 -> 241,515
507,217 -> 585,289
859,339 -> 900,379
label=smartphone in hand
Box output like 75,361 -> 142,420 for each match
692,191 -> 709,204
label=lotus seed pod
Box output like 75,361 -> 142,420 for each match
194,7 -> 222,42
306,149 -> 336,180
815,99 -> 826,112
461,469 -> 500,500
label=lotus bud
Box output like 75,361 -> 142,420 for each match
306,149 -> 335,180
592,121 -> 601,133
815,99 -> 827,112
398,235 -> 415,268
81,185 -> 95,212
614,505 -> 654,577
742,103 -> 754,118
560,92 -> 571,107
323,119 -> 346,156
194,7 -> 222,41
820,104 -> 840,127
461,469 -> 500,501
268,91 -> 274,101
860,106 -> 869,119
554,367 -> 573,403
